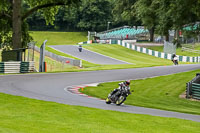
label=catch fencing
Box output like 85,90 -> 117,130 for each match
34,45 -> 82,67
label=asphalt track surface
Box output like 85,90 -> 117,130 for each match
1,64 -> 200,122
49,45 -> 130,64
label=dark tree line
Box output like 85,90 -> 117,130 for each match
1,0 -> 200,59
26,0 -> 123,32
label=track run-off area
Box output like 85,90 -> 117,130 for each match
1,64 -> 200,122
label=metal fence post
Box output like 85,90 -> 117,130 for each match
39,40 -> 47,72
186,82 -> 191,99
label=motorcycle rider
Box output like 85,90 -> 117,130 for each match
110,80 -> 131,96
78,45 -> 82,52
172,53 -> 178,65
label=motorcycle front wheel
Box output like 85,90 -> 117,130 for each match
105,98 -> 111,104
116,95 -> 126,106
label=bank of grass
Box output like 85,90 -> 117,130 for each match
146,44 -> 200,57
42,44 -> 195,72
80,69 -> 200,115
30,31 -> 87,46
0,93 -> 199,133
44,45 -> 169,72
83,44 -> 189,65
30,31 -> 195,72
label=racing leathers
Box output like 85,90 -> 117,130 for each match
110,82 -> 131,96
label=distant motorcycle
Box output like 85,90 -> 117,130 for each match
78,45 -> 82,52
105,88 -> 132,106
172,56 -> 178,65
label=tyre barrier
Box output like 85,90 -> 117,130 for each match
186,73 -> 200,100
0,61 -> 34,73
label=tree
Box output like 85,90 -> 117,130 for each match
134,0 -> 200,42
134,0 -> 159,41
112,0 -> 139,26
154,0 -> 172,41
0,0 -> 80,52
77,0 -> 112,31
27,6 -> 80,31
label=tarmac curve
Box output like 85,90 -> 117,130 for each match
0,64 -> 200,122
49,45 -> 130,64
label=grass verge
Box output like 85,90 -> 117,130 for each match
0,93 -> 199,133
30,31 -> 87,46
84,44 -> 190,65
40,44 -> 194,72
80,69 -> 200,115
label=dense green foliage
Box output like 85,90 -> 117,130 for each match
0,0 -> 80,50
27,0 -> 113,32
81,69 -> 200,115
134,0 -> 200,41
112,0 -> 139,26
1,0 -> 200,50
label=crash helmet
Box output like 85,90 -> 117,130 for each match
125,80 -> 131,86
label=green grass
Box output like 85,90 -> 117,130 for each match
146,45 -> 200,57
46,46 -> 98,69
41,44 -> 194,72
80,69 -> 200,115
33,50 -> 78,72
84,44 -> 189,66
29,32 -> 194,72
0,93 -> 200,133
30,31 -> 88,46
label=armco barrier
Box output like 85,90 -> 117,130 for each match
0,61 -> 35,73
186,73 -> 200,100
78,40 -> 200,63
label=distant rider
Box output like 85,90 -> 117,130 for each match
78,45 -> 82,52
110,80 -> 131,96
172,53 -> 178,65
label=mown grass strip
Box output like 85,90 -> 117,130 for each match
80,69 -> 200,115
0,93 -> 199,133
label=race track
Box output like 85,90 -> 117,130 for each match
49,45 -> 130,64
0,64 -> 200,122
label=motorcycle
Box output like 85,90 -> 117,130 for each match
78,45 -> 82,52
172,56 -> 178,65
105,88 -> 132,106
173,59 -> 178,65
